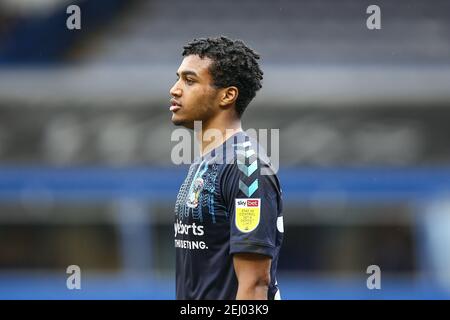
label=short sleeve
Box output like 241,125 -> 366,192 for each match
221,145 -> 282,259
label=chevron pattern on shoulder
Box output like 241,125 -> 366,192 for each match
237,161 -> 258,177
239,179 -> 259,197
236,148 -> 256,159
232,141 -> 252,148
235,138 -> 259,196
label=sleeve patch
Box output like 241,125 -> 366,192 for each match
235,198 -> 261,233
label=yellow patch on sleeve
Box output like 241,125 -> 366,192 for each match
235,198 -> 261,233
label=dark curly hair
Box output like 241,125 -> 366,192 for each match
182,36 -> 263,117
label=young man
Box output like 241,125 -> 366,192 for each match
170,36 -> 284,300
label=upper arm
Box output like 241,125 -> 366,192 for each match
233,252 -> 272,287
223,157 -> 282,258
222,136 -> 283,299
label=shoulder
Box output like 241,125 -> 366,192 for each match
220,132 -> 281,192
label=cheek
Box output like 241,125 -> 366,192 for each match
190,87 -> 214,109
202,86 -> 219,106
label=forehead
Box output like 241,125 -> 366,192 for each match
177,54 -> 213,77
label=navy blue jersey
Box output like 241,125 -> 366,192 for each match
174,131 -> 284,300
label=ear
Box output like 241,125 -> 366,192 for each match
219,86 -> 238,108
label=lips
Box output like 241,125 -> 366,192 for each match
170,99 -> 182,112
170,105 -> 181,112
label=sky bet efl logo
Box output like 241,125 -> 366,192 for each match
235,198 -> 261,233
236,199 -> 259,207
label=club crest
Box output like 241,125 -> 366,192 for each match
186,177 -> 204,208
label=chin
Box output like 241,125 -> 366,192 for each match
171,115 -> 194,129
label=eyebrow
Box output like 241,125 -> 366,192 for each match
176,70 -> 198,77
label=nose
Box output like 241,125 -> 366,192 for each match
170,80 -> 182,97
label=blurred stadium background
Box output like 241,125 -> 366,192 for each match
1,0 -> 450,299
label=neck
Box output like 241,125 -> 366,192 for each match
195,114 -> 242,156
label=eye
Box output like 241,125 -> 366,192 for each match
185,78 -> 195,85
